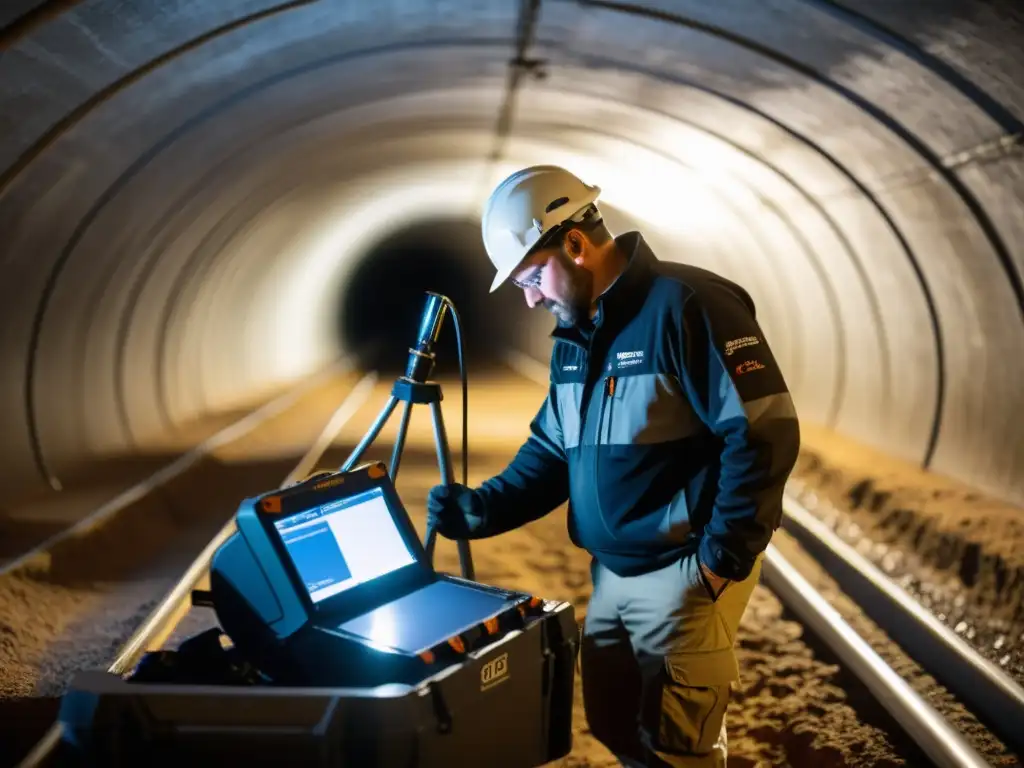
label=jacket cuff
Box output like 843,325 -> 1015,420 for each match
698,536 -> 752,582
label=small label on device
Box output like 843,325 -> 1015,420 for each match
481,653 -> 510,691
312,476 -> 345,491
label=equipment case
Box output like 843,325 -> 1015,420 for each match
55,461 -> 578,767
57,599 -> 575,767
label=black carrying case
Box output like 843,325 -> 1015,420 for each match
55,600 -> 577,767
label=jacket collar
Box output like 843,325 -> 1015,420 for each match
550,231 -> 656,344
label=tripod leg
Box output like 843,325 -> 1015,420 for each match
427,400 -> 475,581
389,399 -> 413,482
341,395 -> 399,472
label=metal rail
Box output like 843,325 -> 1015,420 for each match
2,357 -> 354,578
782,494 -> 1024,756
17,371 -> 379,768
762,544 -> 990,768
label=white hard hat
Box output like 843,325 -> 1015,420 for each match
481,165 -> 602,292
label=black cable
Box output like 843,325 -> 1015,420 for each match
441,296 -> 468,488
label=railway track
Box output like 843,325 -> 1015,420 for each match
11,370 -> 381,767
0,363 -> 378,765
2,358 -> 1022,767
776,497 -> 1024,758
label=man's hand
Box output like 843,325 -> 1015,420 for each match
699,558 -> 730,599
426,483 -> 487,540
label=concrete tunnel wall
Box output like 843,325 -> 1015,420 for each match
1,0 -> 1023,508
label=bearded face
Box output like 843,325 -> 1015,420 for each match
540,246 -> 593,325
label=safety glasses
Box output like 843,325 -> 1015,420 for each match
511,265 -> 543,290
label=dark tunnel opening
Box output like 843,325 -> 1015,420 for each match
337,218 -> 525,378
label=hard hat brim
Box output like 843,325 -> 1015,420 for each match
489,259 -> 519,293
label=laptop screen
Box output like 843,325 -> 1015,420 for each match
273,486 -> 417,605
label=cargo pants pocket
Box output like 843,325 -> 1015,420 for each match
649,647 -> 739,759
695,561 -> 730,604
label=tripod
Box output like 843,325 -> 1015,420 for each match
338,294 -> 475,581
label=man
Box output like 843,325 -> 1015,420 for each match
427,165 -> 800,767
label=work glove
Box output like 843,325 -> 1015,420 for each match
426,483 -> 489,540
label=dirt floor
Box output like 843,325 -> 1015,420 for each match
769,527 -> 1021,767
3,370 -> 1020,766
791,423 -> 1024,688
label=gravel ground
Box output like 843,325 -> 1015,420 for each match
791,424 -> 1024,690
770,528 -> 1021,767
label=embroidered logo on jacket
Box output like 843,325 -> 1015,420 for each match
736,359 -> 766,375
615,350 -> 644,369
724,336 -> 759,356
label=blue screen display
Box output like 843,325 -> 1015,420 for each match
274,487 -> 416,604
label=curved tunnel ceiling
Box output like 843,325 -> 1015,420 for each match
1,0 -> 1023,506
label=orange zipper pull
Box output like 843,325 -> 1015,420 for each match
606,376 -> 616,396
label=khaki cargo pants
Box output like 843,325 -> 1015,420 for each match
581,551 -> 762,767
